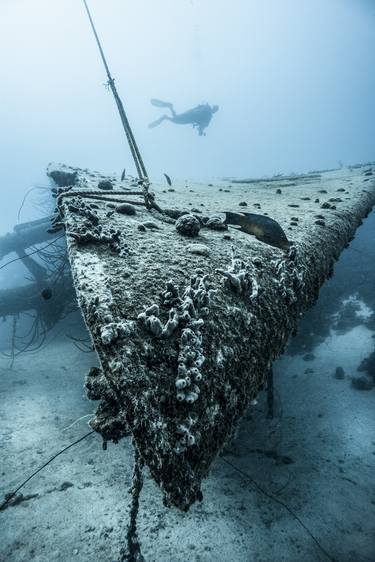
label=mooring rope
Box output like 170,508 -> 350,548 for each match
119,444 -> 145,562
82,0 -> 162,213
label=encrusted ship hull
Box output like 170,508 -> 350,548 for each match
51,162 -> 375,510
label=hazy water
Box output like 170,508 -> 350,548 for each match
1,0 -> 374,233
0,4 -> 374,560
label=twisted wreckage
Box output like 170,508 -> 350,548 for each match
2,162 -> 375,554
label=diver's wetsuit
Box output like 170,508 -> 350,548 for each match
149,100 -> 219,136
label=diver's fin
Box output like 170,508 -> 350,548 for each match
148,116 -> 167,129
150,98 -> 173,108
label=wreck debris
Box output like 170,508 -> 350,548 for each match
0,217 -> 57,261
0,212 -> 76,359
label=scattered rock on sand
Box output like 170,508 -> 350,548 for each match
351,376 -> 374,391
59,481 -> 74,492
143,221 -> 160,229
358,350 -> 375,381
206,216 -> 227,230
334,366 -> 345,379
98,180 -> 113,190
164,208 -> 185,219
186,243 -> 210,256
175,214 -> 200,237
116,203 -> 136,215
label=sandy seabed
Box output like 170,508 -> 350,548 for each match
1,174 -> 375,561
1,315 -> 375,562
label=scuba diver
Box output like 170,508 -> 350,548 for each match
148,99 -> 219,136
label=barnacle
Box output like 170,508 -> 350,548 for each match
186,434 -> 195,446
147,316 -> 163,337
175,379 -> 189,390
274,243 -> 305,304
216,248 -> 259,298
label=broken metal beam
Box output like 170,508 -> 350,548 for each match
0,217 -> 56,260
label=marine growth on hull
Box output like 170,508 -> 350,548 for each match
35,162 -> 372,557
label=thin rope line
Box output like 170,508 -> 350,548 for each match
0,235 -> 65,271
0,431 -> 95,512
221,457 -> 335,562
